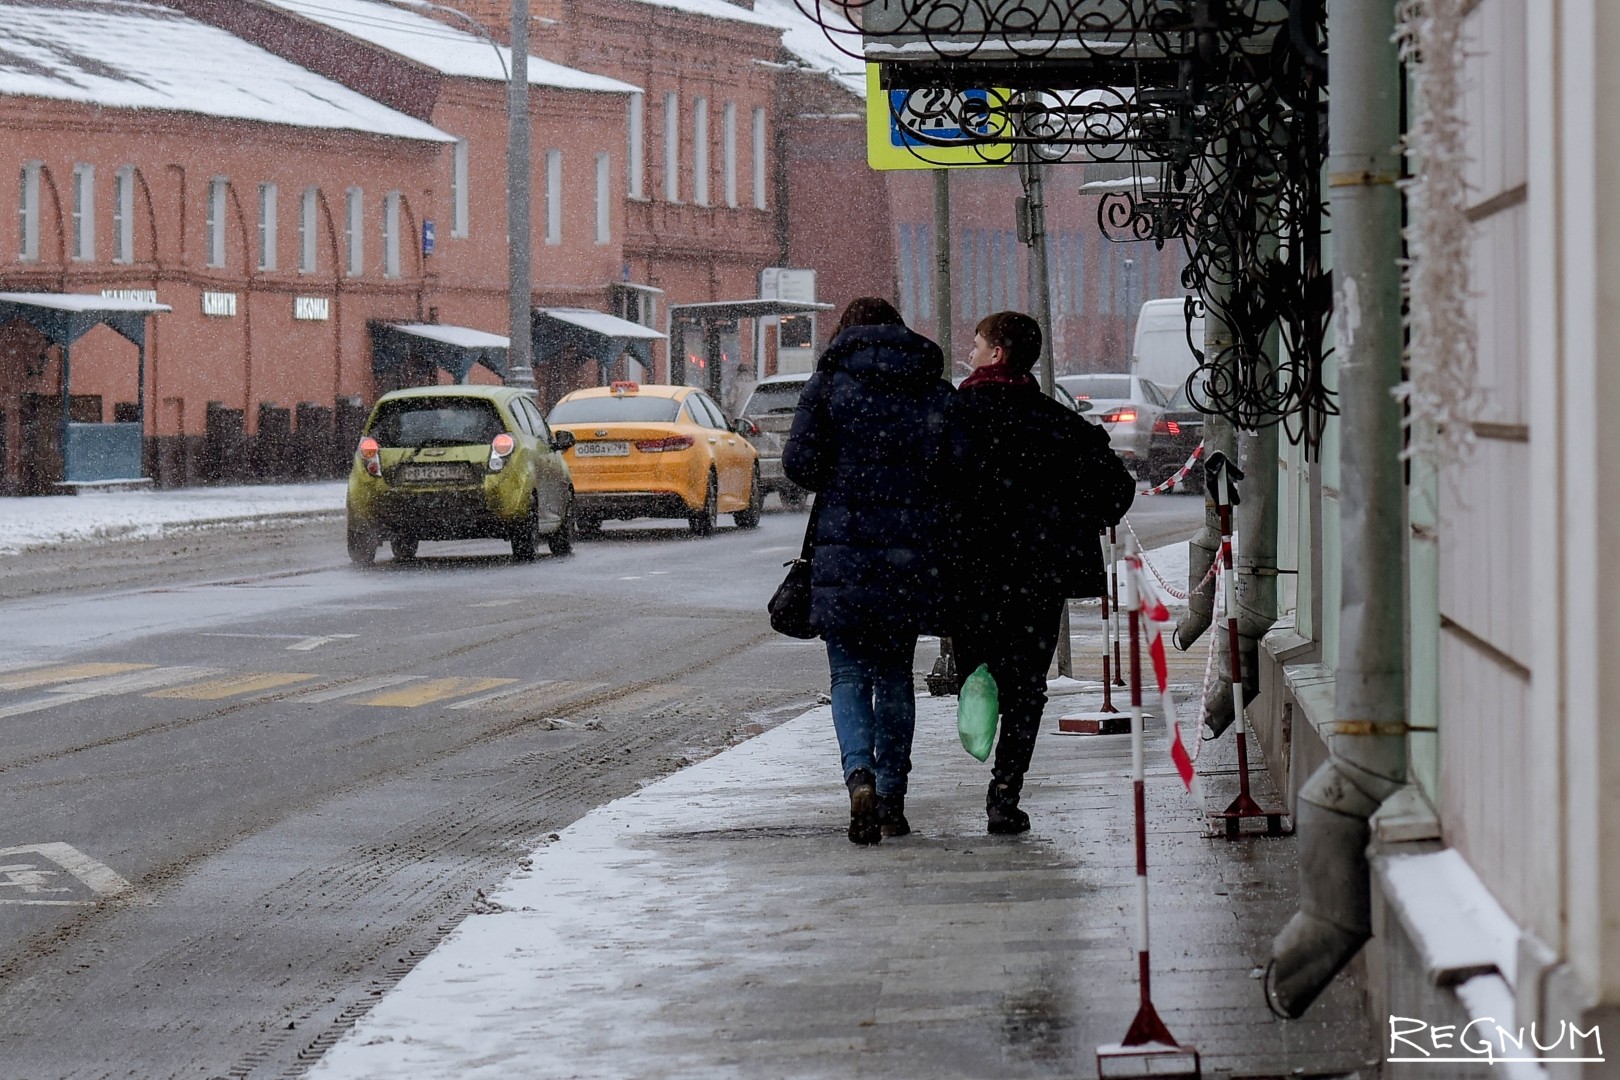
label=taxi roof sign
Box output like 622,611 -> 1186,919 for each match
610,380 -> 640,395
865,65 -> 1013,171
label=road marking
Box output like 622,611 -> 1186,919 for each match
445,680 -> 561,711
287,674 -> 425,703
286,635 -> 359,652
0,842 -> 131,905
360,677 -> 517,708
0,663 -> 153,692
470,599 -> 526,608
0,667 -> 227,720
200,632 -> 360,651
146,672 -> 317,700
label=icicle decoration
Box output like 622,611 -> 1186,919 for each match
1393,0 -> 1482,467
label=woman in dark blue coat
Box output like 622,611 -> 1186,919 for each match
782,297 -> 953,845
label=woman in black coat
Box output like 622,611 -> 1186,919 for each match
782,297 -> 952,846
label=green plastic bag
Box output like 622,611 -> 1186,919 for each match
957,663 -> 999,761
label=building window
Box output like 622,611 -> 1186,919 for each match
663,92 -> 680,203
917,225 -> 932,319
545,150 -> 562,246
258,182 -> 278,271
751,107 -> 767,210
627,93 -> 645,199
18,162 -> 40,262
595,152 -> 611,245
451,139 -> 469,238
114,166 -> 135,264
345,186 -> 363,276
382,190 -> 401,278
692,97 -> 709,206
207,177 -> 228,268
722,102 -> 737,208
899,224 -> 915,324
72,164 -> 95,262
300,187 -> 318,273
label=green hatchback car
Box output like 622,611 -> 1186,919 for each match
346,385 -> 578,565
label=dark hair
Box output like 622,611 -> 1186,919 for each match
833,297 -> 904,337
975,311 -> 1042,372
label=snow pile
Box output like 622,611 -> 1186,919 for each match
754,0 -> 865,97
0,2 -> 451,142
0,483 -> 347,555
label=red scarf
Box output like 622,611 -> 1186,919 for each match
960,361 -> 1038,390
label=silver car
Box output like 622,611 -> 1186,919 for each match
1056,373 -> 1169,475
738,373 -> 812,508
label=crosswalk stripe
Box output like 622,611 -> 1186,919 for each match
0,664 -> 153,691
287,674 -> 425,704
360,677 -> 517,708
444,680 -> 558,711
0,667 -> 230,721
146,672 -> 317,700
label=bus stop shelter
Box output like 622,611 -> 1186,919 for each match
370,322 -> 510,384
0,291 -> 170,485
668,298 -> 832,401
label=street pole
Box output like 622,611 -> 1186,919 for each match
1017,148 -> 1068,676
505,0 -> 536,396
933,169 -> 952,378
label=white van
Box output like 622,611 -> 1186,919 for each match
1132,297 -> 1204,395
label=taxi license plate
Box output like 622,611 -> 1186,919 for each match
396,463 -> 467,483
575,441 -> 629,457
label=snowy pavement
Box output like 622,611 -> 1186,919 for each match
307,611 -> 1366,1080
0,482 -> 346,555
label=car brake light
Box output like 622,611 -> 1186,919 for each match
611,380 -> 640,396
1153,419 -> 1181,435
488,431 -> 517,472
1102,408 -> 1138,424
634,435 -> 695,453
358,437 -> 382,477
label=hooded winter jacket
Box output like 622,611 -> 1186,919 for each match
943,378 -> 1136,613
781,323 -> 953,641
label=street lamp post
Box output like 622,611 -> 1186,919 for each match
391,0 -> 534,395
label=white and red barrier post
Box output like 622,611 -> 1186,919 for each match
1097,544 -> 1199,1079
1058,528 -> 1130,736
1205,452 -> 1286,839
1110,525 -> 1125,687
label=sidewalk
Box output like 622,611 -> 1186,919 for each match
0,482 -> 346,554
308,588 -> 1374,1080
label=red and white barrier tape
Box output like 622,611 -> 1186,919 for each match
1121,517 -> 1219,603
1130,558 -> 1199,795
1139,441 -> 1205,496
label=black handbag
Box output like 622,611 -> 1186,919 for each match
767,498 -> 821,639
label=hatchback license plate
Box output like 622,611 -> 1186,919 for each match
396,463 -> 467,483
575,441 -> 629,457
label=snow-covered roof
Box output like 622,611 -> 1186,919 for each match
0,1 -> 454,142
261,0 -> 640,94
0,292 -> 171,314
539,308 -> 666,340
753,0 -> 863,96
390,322 -> 509,349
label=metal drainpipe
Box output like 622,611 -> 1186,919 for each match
1267,0 -> 1407,1018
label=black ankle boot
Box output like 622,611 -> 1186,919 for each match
986,779 -> 1030,835
877,792 -> 909,838
846,768 -> 880,845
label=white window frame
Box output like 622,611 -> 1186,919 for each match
18,162 -> 40,262
751,107 -> 767,210
692,97 -> 709,206
113,166 -> 135,264
258,182 -> 278,271
345,186 -> 363,277
663,91 -> 680,203
207,176 -> 227,268
722,102 -> 738,208
595,152 -> 611,245
627,93 -> 645,199
382,190 -> 401,278
451,138 -> 469,238
72,163 -> 95,262
545,150 -> 562,246
299,187 -> 318,273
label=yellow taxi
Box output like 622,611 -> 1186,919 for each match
548,382 -> 761,536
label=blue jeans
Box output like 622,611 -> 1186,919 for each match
826,634 -> 917,797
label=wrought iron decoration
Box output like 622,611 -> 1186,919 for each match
801,0 -> 1335,449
